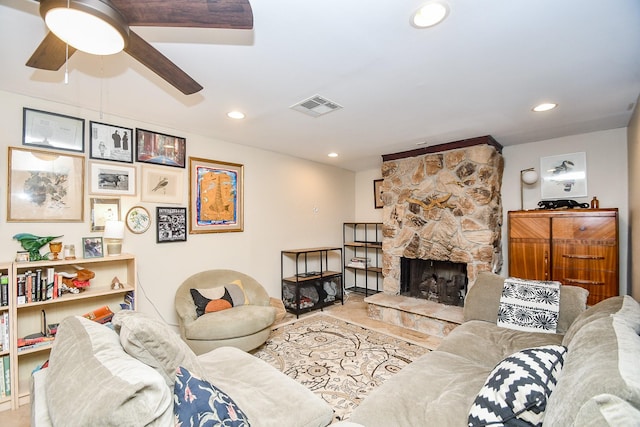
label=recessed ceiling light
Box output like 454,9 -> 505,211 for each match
227,111 -> 245,119
412,1 -> 449,28
532,103 -> 557,112
328,152 -> 338,158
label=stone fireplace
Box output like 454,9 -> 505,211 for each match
366,136 -> 504,339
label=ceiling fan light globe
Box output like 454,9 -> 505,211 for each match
45,8 -> 124,55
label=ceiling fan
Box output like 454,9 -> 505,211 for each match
25,0 -> 254,95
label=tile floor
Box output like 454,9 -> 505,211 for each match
0,290 -> 440,426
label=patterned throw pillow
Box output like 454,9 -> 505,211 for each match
174,366 -> 251,427
468,345 -> 567,427
497,277 -> 561,334
190,280 -> 248,316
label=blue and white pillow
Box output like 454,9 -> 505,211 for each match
174,366 -> 251,427
468,345 -> 567,427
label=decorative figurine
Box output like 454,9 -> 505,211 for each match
13,233 -> 63,261
111,276 -> 124,290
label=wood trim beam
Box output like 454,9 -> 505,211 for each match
381,135 -> 503,162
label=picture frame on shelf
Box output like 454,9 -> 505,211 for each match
89,161 -> 137,196
82,237 -> 104,258
540,152 -> 588,200
89,121 -> 134,163
90,197 -> 121,232
189,156 -> 244,234
373,179 -> 383,209
156,207 -> 187,243
125,205 -> 151,234
135,128 -> 186,168
22,107 -> 85,153
8,147 -> 84,222
141,165 -> 184,204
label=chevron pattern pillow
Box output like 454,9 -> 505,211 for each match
468,345 -> 567,427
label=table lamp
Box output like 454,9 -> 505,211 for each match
104,220 -> 125,256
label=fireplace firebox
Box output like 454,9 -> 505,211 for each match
400,258 -> 468,306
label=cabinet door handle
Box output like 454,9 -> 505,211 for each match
562,254 -> 605,260
544,250 -> 549,280
564,278 -> 605,286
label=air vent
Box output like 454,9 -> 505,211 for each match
290,95 -> 343,117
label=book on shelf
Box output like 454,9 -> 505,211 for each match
0,355 -> 10,397
16,267 -> 71,305
0,274 -> 8,307
347,257 -> 371,268
0,312 -> 8,352
82,305 -> 115,324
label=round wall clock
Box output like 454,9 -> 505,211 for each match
125,206 -> 151,234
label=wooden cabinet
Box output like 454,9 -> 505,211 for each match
281,247 -> 343,317
508,209 -> 618,305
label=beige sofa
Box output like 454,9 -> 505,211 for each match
338,272 -> 640,426
31,310 -> 333,427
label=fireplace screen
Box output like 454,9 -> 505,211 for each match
400,258 -> 467,306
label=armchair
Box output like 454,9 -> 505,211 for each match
175,269 -> 277,354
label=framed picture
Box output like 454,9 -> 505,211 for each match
189,156 -> 244,233
156,207 -> 187,243
22,107 -> 85,153
135,128 -> 186,168
374,179 -> 383,209
90,197 -> 121,232
82,237 -> 104,258
8,147 -> 84,222
89,121 -> 134,163
540,152 -> 588,200
125,206 -> 151,234
89,161 -> 137,196
141,165 -> 184,204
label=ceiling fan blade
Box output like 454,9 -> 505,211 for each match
26,32 -> 77,71
110,0 -> 253,29
124,30 -> 203,95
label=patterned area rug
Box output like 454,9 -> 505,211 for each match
251,313 -> 430,422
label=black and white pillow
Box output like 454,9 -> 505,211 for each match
497,277 -> 561,334
468,345 -> 567,427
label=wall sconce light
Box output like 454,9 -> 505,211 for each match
520,167 -> 539,210
104,220 -> 125,256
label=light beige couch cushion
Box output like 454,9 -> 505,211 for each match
112,310 -> 205,387
45,316 -> 172,427
544,296 -> 640,426
198,346 -> 334,427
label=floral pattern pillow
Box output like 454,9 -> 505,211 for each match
174,366 -> 251,426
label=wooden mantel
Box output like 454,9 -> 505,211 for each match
381,135 -> 503,162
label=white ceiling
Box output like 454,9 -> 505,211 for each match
1,0 -> 639,171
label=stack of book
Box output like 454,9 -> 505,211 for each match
15,267 -> 66,304
347,257 -> 371,269
0,355 -> 10,398
16,335 -> 55,352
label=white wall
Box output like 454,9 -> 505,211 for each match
355,128 -> 630,294
354,167 -> 384,222
0,90 -> 356,326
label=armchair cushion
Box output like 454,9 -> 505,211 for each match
184,304 -> 276,341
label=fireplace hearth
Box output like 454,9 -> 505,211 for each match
400,258 -> 467,306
